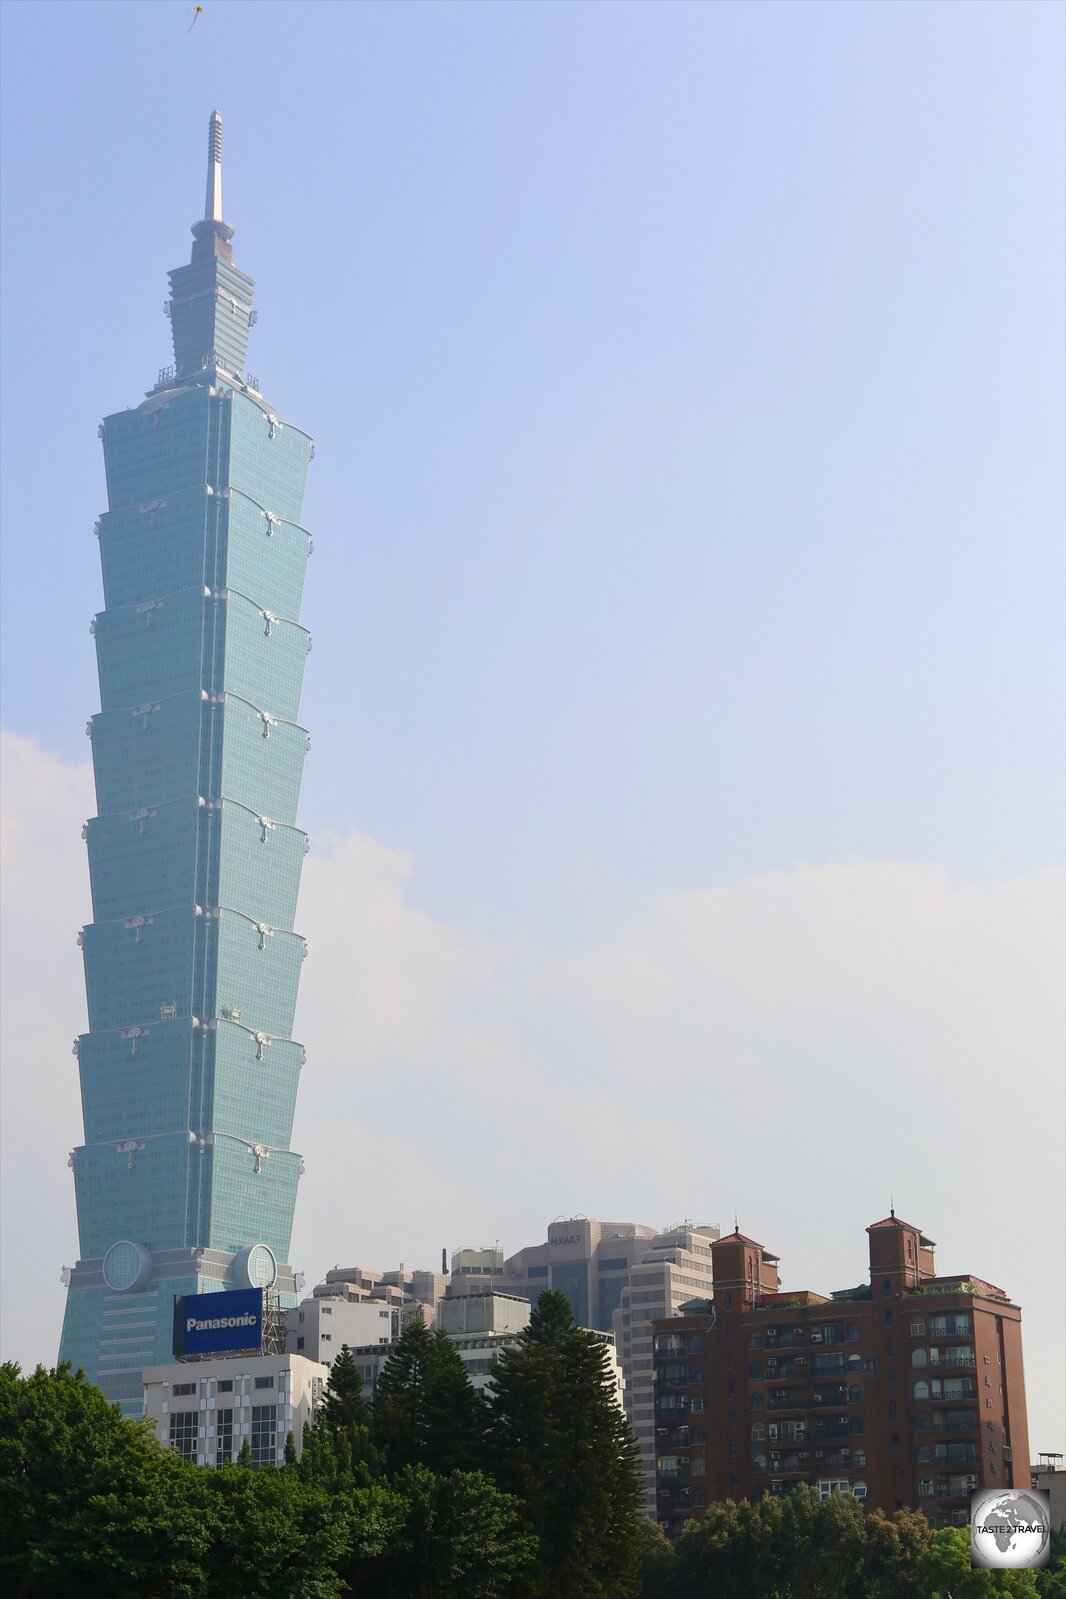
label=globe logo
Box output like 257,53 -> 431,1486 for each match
971,1488 -> 1051,1569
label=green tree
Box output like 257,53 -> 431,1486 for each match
672,1495 -> 780,1599
201,1464 -> 348,1599
362,1463 -> 536,1599
0,1361 -> 214,1598
372,1319 -> 486,1476
1036,1528 -> 1066,1598
489,1289 -> 643,1599
862,1505 -> 933,1599
672,1490 -> 934,1599
915,1525 -> 1041,1598
635,1517 -> 676,1599
320,1345 -> 371,1434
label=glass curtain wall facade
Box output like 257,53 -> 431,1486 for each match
59,114 -> 313,1411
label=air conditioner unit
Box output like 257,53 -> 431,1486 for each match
770,1452 -> 781,1461
796,1357 -> 808,1366
816,1451 -> 824,1459
810,1332 -> 823,1344
841,1448 -> 850,1457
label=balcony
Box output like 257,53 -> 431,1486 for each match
764,1362 -> 807,1382
929,1354 -> 975,1369
655,1398 -> 690,1417
767,1394 -> 810,1412
658,1486 -> 706,1513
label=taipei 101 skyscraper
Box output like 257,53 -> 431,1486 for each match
59,114 -> 313,1410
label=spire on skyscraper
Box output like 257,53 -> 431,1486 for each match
191,110 -> 235,261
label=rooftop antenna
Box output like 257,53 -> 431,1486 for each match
890,1193 -> 895,1218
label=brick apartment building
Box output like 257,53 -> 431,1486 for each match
652,1213 -> 1030,1532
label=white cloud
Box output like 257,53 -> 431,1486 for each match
2,731 -> 1063,1444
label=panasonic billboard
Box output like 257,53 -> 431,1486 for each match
172,1287 -> 264,1358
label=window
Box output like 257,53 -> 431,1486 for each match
752,1452 -> 767,1473
749,1361 -> 763,1378
910,1320 -> 926,1336
751,1423 -> 766,1441
217,1379 -> 233,1393
845,1324 -> 860,1343
254,1376 -> 274,1389
250,1405 -> 277,1467
912,1349 -> 928,1367
214,1408 -> 234,1467
848,1386 -> 862,1404
748,1331 -> 763,1349
888,1369 -> 896,1388
930,1314 -> 971,1337
749,1392 -> 763,1410
172,1382 -> 196,1396
690,1398 -> 704,1414
169,1409 -> 199,1462
914,1381 -> 929,1400
918,1446 -> 932,1463
919,1477 -> 934,1497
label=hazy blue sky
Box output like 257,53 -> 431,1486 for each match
1,1 -> 1063,1447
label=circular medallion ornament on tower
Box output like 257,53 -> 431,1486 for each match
233,1242 -> 277,1290
101,1240 -> 153,1293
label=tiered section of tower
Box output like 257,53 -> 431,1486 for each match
59,114 -> 314,1409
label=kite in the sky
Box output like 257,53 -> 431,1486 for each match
187,5 -> 204,32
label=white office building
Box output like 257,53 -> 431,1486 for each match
287,1295 -> 393,1364
143,1352 -> 327,1467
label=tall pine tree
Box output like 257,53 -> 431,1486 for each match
488,1290 -> 643,1599
372,1318 -> 487,1477
320,1344 -> 371,1434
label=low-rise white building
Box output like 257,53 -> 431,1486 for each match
287,1295 -> 393,1364
143,1352 -> 327,1467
